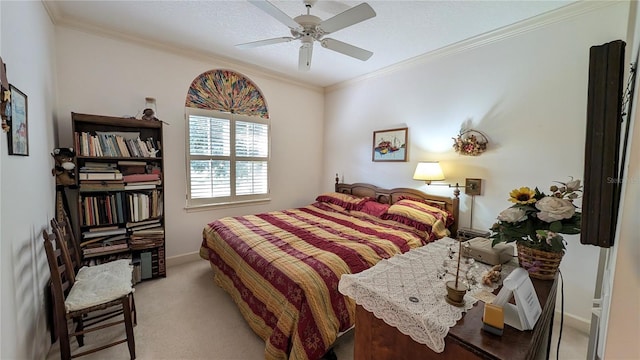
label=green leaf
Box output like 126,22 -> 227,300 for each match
549,221 -> 562,232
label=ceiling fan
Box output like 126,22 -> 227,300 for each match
237,0 -> 376,71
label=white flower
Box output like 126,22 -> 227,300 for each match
497,207 -> 528,223
566,179 -> 581,192
535,196 -> 575,222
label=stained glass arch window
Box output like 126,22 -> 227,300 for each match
185,70 -> 270,208
185,69 -> 268,119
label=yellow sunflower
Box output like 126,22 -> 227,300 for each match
508,187 -> 537,204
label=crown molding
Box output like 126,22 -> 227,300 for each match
43,1 -> 323,94
325,1 -> 621,94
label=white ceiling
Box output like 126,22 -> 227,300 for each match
46,0 -> 577,88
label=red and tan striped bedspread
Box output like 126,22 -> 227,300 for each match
199,202 -> 431,360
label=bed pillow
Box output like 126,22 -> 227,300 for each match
358,200 -> 390,218
396,195 -> 454,226
381,199 -> 452,239
315,192 -> 370,211
397,195 -> 447,211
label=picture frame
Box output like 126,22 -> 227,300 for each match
8,84 -> 28,156
372,127 -> 407,162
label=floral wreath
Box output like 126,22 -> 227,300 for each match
452,129 -> 488,156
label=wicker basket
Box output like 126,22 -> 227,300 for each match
516,244 -> 564,280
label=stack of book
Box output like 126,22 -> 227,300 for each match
79,162 -> 124,191
127,218 -> 161,231
123,173 -> 161,190
118,160 -> 148,175
129,220 -> 164,250
80,226 -> 129,257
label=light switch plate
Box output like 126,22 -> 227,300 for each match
465,178 -> 482,195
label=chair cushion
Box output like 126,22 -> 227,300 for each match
65,270 -> 134,312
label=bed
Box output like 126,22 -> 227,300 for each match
199,182 -> 459,360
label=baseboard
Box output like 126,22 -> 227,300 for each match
166,251 -> 201,267
556,310 -> 591,334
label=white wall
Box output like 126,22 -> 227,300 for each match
323,2 -> 629,325
54,27 -> 325,259
602,2 -> 640,358
0,2 -> 58,359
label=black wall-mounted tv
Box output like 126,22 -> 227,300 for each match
581,40 -> 626,248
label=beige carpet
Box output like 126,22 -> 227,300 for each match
46,260 -> 588,360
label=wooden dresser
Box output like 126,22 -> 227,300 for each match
354,277 -> 558,360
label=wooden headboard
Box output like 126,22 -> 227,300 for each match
335,181 -> 460,236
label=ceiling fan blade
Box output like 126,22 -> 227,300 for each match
249,0 -> 302,31
236,37 -> 295,49
319,2 -> 376,34
321,38 -> 373,61
299,43 -> 313,71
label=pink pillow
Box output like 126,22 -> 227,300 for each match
359,201 -> 390,217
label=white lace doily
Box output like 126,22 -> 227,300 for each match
338,237 -> 515,353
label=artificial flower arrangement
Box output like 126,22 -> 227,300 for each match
490,178 -> 582,253
452,129 -> 488,156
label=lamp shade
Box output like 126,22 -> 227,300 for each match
413,162 -> 445,183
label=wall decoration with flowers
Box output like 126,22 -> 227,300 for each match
452,129 -> 488,156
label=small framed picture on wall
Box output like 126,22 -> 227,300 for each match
372,127 -> 407,162
8,84 -> 28,156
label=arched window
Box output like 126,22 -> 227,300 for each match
185,69 -> 270,207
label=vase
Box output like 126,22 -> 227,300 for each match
516,244 -> 564,280
445,280 -> 467,307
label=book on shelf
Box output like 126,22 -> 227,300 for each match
128,222 -> 162,232
127,180 -> 161,185
124,183 -> 159,190
118,160 -> 147,166
131,226 -> 164,236
88,225 -> 119,232
82,162 -> 117,169
79,181 -> 125,191
130,239 -> 164,250
83,243 -> 129,256
80,179 -> 124,185
119,165 -> 148,175
80,193 -> 126,226
84,238 -> 127,249
79,233 -> 128,247
75,130 -> 161,159
85,252 -> 132,266
79,172 -> 123,181
79,168 -> 120,173
126,218 -> 160,228
83,236 -> 128,252
140,252 -> 153,279
123,173 -> 160,183
82,227 -> 127,239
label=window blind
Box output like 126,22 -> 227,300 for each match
187,111 -> 269,206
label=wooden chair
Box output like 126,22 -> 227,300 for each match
43,230 -> 136,359
49,216 -> 137,327
51,213 -> 82,271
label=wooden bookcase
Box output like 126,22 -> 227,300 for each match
71,112 -> 166,282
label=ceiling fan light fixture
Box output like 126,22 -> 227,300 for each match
299,42 -> 313,71
240,0 -> 376,70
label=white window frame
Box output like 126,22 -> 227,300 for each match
185,107 -> 270,209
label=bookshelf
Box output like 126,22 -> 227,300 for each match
71,112 -> 166,283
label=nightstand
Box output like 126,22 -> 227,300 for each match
456,227 -> 490,241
